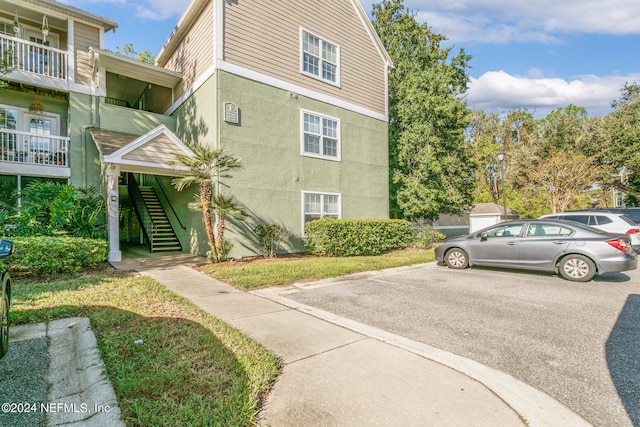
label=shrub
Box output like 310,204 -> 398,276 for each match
411,220 -> 446,249
254,224 -> 291,258
7,236 -> 108,276
1,182 -> 106,239
305,218 -> 412,257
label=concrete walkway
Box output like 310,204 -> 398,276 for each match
112,250 -> 590,427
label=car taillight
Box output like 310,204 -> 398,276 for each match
607,238 -> 630,252
626,229 -> 640,234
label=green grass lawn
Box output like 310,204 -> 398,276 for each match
200,248 -> 435,289
9,248 -> 434,425
10,273 -> 281,427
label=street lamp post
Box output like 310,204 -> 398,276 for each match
497,152 -> 507,220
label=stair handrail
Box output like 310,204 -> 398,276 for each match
150,175 -> 187,230
127,174 -> 155,251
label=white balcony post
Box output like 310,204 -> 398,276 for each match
106,164 -> 121,262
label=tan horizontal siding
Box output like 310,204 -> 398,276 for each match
224,0 -> 386,115
123,136 -> 178,164
74,22 -> 100,86
165,2 -> 214,100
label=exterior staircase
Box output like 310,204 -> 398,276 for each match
138,186 -> 182,252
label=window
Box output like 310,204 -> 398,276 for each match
0,107 -> 17,129
594,216 -> 613,225
301,110 -> 340,160
483,223 -> 524,238
526,224 -> 573,237
302,191 -> 341,230
563,215 -> 590,225
301,29 -> 339,85
0,107 -> 17,156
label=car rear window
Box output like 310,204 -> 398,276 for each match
619,215 -> 637,226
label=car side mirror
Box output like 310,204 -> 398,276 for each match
0,240 -> 13,258
480,232 -> 488,242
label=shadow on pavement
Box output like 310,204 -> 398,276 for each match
606,294 -> 640,427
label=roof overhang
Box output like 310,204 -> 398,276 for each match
90,48 -> 182,89
91,125 -> 193,177
156,0 -> 209,66
6,0 -> 118,32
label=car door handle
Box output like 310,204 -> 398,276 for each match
506,241 -> 518,246
552,241 -> 566,245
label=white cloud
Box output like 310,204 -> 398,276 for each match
134,1 -> 191,21
63,0 -> 191,22
467,71 -> 640,117
361,0 -> 640,43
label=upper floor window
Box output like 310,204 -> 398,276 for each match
301,29 -> 340,85
0,108 -> 17,129
301,110 -> 340,161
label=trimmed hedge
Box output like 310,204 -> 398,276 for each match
6,236 -> 108,276
305,218 -> 412,256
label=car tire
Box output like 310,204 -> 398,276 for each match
0,292 -> 8,358
445,248 -> 469,269
559,255 -> 596,282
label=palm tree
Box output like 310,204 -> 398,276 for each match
186,193 -> 247,261
171,145 -> 242,262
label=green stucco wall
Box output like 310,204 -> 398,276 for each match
68,92 -> 101,189
172,70 -> 389,257
98,101 -> 177,134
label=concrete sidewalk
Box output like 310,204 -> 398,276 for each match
112,251 -> 590,427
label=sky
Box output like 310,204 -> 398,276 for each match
62,0 -> 640,118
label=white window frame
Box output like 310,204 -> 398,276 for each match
301,191 -> 342,234
300,28 -> 340,87
300,109 -> 341,161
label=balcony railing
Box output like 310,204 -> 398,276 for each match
0,33 -> 68,80
0,129 -> 70,167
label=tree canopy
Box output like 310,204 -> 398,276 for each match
372,0 -> 476,220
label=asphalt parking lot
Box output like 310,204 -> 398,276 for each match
278,263 -> 640,427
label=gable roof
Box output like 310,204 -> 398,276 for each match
90,125 -> 193,176
349,0 -> 393,69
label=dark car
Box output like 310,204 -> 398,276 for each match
1,239 -> 14,359
434,219 -> 638,282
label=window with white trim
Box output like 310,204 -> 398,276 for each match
301,110 -> 340,161
301,29 -> 339,85
303,191 -> 341,229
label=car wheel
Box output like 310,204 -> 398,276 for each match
559,255 -> 596,282
0,292 -> 8,358
445,248 -> 469,269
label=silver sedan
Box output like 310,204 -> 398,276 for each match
434,219 -> 638,281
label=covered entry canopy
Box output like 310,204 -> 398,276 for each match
90,125 -> 193,262
90,125 -> 192,176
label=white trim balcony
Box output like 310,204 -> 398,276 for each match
0,128 -> 70,169
0,33 -> 68,80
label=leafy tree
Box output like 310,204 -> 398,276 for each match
595,82 -> 640,203
0,47 -> 15,89
467,109 -> 539,216
171,145 -> 242,263
524,150 -> 599,213
509,106 -> 600,214
114,43 -> 155,65
372,0 -> 476,220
